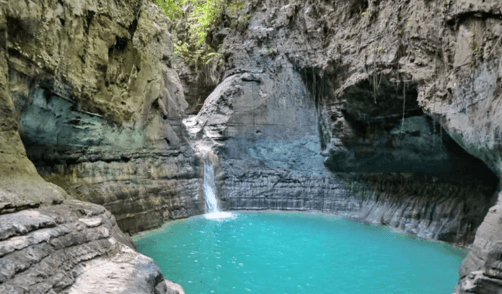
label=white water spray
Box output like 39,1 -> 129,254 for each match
202,153 -> 235,220
203,162 -> 220,214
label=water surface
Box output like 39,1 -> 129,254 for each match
133,211 -> 467,294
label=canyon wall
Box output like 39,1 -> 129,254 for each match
187,57 -> 497,247
0,0 -> 190,292
183,1 -> 502,292
2,0 -> 202,235
2,0 -> 502,293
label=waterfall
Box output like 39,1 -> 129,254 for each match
203,162 -> 220,214
202,154 -> 235,220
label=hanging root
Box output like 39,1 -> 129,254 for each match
401,81 -> 406,134
371,72 -> 383,104
373,74 -> 377,104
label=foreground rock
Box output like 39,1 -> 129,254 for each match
0,201 -> 183,294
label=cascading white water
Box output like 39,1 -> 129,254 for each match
203,162 -> 220,214
182,115 -> 234,219
202,155 -> 235,220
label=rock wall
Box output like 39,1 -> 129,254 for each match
223,170 -> 495,245
0,0 -> 190,292
1,0 -> 202,235
182,0 -> 502,292
187,58 -> 498,247
23,89 -> 202,234
0,200 -> 182,294
0,30 -> 66,213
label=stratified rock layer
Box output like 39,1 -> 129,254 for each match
1,0 -> 201,235
187,64 -> 497,247
222,171 -> 494,245
0,0 -> 189,293
0,201 -> 182,294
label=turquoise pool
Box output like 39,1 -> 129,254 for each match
133,212 -> 467,294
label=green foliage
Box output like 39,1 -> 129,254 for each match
175,41 -> 225,68
156,0 -> 248,69
226,2 -> 251,31
155,0 -> 186,19
360,0 -> 377,22
156,0 -> 225,46
192,0 -> 226,45
360,10 -> 372,19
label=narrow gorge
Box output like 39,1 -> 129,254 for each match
1,0 -> 502,293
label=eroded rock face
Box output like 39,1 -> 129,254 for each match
0,201 -> 183,294
20,88 -> 202,234
4,0 -> 187,122
183,1 -> 502,291
186,65 -> 497,246
186,56 -> 325,173
0,0 -> 201,234
0,0 -> 189,293
0,34 -> 66,213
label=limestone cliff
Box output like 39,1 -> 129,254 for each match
0,0 -> 189,292
181,0 -> 502,292
185,59 -> 497,247
1,0 -> 202,235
